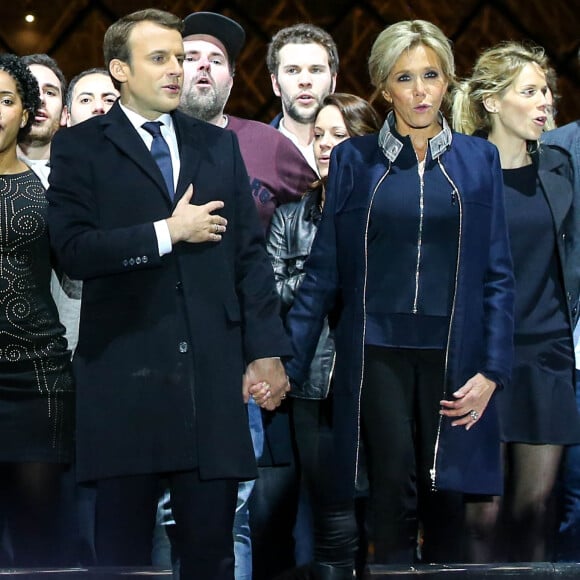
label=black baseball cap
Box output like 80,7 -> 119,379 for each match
182,12 -> 246,65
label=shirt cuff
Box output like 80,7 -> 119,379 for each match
154,220 -> 173,256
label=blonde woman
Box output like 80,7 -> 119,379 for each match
453,41 -> 580,562
285,21 -> 514,565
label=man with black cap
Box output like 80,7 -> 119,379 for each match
153,12 -> 317,580
179,11 -> 316,229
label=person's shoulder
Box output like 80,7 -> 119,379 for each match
337,133 -> 379,158
173,109 -> 229,140
542,121 -> 580,149
450,131 -> 499,161
274,197 -> 303,218
228,116 -> 273,135
539,142 -> 573,173
52,114 -> 104,148
227,116 -> 293,146
451,130 -> 493,150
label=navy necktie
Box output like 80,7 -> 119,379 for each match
142,121 -> 174,198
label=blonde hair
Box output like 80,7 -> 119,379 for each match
368,20 -> 455,104
452,41 -> 550,136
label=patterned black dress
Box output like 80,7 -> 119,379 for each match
0,170 -> 73,462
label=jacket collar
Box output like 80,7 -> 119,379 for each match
378,111 -> 452,162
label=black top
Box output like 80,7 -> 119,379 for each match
365,132 -> 459,349
503,164 -> 568,337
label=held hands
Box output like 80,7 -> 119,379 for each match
243,357 -> 290,412
439,372 -> 497,431
166,185 -> 228,244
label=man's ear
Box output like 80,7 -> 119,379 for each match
109,59 -> 128,86
63,105 -> 72,128
270,73 -> 281,98
60,104 -> 68,127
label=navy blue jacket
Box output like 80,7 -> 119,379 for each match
286,121 -> 514,497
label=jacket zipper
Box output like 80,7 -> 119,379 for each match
322,352 -> 336,398
430,159 -> 461,490
413,159 -> 426,314
354,165 -> 391,485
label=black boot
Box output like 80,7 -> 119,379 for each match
311,562 -> 353,579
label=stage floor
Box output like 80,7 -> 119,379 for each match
2,564 -> 580,578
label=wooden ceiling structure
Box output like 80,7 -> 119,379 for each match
0,0 -> 578,125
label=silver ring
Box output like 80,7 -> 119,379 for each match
469,410 -> 479,421
214,223 -> 219,233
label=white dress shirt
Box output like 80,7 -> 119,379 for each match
119,103 -> 180,256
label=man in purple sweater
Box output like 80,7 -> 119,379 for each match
179,12 -> 316,230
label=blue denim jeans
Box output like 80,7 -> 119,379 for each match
234,398 -> 264,580
556,373 -> 580,561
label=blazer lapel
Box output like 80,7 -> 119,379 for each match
537,148 -> 572,233
173,110 -> 202,204
101,102 -> 172,203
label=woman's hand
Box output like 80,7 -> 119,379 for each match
439,373 -> 497,431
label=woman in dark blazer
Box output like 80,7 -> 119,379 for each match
453,41 -> 580,563
285,20 -> 514,567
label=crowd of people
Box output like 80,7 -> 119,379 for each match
0,7 -> 578,580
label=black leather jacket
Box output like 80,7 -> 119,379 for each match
266,188 -> 335,399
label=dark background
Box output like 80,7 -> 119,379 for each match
1,0 -> 578,126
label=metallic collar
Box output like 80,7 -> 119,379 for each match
378,111 -> 453,162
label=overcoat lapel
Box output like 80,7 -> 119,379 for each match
172,111 -> 203,203
101,102 -> 172,204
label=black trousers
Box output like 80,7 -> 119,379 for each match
292,397 -> 358,569
361,346 -> 465,564
95,469 -> 238,580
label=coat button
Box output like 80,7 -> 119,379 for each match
179,341 -> 188,353
568,292 -> 573,301
573,307 -> 578,317
176,281 -> 183,291
562,233 -> 567,240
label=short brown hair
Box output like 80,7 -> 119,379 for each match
267,23 -> 338,77
103,9 -> 183,88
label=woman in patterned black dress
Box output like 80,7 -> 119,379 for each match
0,53 -> 74,565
